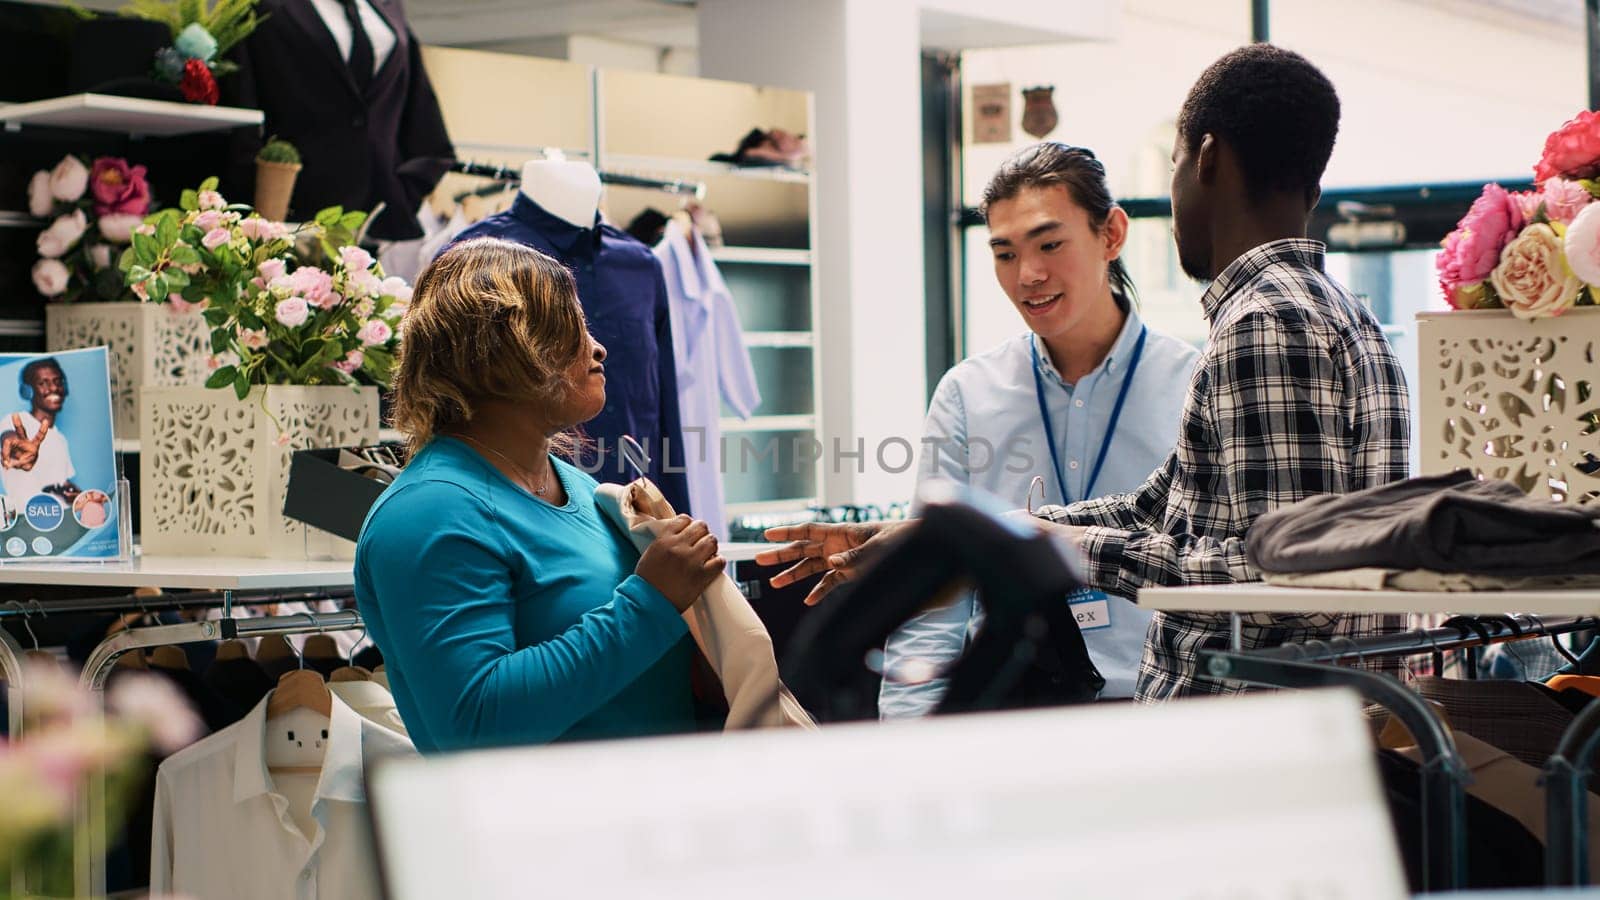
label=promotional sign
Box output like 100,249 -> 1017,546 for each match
0,347 -> 124,561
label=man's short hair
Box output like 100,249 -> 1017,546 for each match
1177,44 -> 1340,204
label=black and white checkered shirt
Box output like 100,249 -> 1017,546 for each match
1037,239 -> 1411,701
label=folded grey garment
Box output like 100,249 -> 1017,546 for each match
1264,568 -> 1600,592
1246,470 -> 1600,576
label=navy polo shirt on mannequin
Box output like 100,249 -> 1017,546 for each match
448,194 -> 692,514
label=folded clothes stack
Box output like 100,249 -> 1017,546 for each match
1245,470 -> 1600,591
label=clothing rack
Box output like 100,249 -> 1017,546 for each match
449,158 -> 707,200
1201,614 -> 1600,893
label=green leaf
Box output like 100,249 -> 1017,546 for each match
164,269 -> 190,290
314,206 -> 344,227
205,366 -> 237,389
181,189 -> 199,213
202,307 -> 230,327
339,211 -> 368,231
199,176 -> 220,194
211,330 -> 231,353
170,245 -> 201,266
238,308 -> 265,330
149,275 -> 169,301
233,370 -> 250,401
157,214 -> 180,248
131,231 -> 157,261
117,247 -> 135,272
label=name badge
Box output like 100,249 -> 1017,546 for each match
1067,588 -> 1112,631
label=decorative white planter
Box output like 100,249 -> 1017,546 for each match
1417,308 -> 1600,504
45,302 -> 209,440
140,385 -> 379,559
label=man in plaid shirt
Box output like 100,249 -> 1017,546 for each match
759,45 -> 1410,701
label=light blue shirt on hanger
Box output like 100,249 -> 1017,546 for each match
881,300 -> 1200,715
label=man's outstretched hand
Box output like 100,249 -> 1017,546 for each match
1,413 -> 48,472
754,520 -> 910,606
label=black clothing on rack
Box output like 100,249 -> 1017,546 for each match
1378,749 -> 1545,890
784,491 -> 1103,722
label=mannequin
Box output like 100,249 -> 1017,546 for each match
519,160 -> 601,229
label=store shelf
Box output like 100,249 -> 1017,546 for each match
720,414 -> 815,433
0,552 -> 352,590
724,498 -> 818,517
603,154 -> 811,185
0,319 -> 43,338
711,246 -> 812,266
0,93 -> 262,137
743,331 -> 813,348
113,439 -> 139,455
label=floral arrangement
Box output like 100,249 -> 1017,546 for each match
119,0 -> 261,104
0,659 -> 202,895
28,154 -> 153,302
120,177 -> 409,399
1438,110 -> 1600,319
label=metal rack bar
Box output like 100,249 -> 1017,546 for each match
1544,699 -> 1600,885
449,158 -> 706,199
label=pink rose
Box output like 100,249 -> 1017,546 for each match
333,349 -> 364,375
1535,109 -> 1600,184
238,217 -> 287,241
379,276 -> 412,303
31,258 -> 69,297
201,227 -> 231,251
345,269 -> 382,300
89,243 -> 112,271
166,293 -> 206,314
289,267 -> 336,308
131,278 -> 150,301
208,351 -> 240,370
1540,178 -> 1593,225
88,157 -> 151,216
238,327 -> 268,349
36,209 -> 88,258
1565,201 -> 1600,286
357,319 -> 393,347
48,155 -> 89,202
339,245 -> 374,272
98,213 -> 141,244
354,297 -> 375,318
1490,223 -> 1581,319
258,258 -> 287,283
27,170 -> 54,218
192,210 -> 224,232
134,223 -> 156,237
197,190 -> 226,211
275,296 -> 310,327
1437,183 -> 1525,301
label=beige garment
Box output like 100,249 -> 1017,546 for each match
329,679 -> 408,736
1265,568 -> 1600,592
1392,729 -> 1600,859
595,480 -> 816,731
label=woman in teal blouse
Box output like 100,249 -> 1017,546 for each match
355,237 -> 726,752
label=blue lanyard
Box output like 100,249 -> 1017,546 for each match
1029,326 -> 1147,505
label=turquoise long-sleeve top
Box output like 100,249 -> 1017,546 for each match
354,436 -> 695,753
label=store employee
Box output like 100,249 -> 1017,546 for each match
879,143 -> 1198,714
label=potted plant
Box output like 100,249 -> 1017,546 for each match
1420,109 -> 1600,503
254,137 -> 301,222
29,153 -> 209,439
121,178 -> 409,558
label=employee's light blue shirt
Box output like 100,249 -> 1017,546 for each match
881,301 -> 1199,715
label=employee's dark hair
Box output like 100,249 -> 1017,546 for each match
1177,44 -> 1340,206
980,142 -> 1137,305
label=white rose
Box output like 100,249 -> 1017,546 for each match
1490,224 -> 1582,320
32,258 -> 70,297
27,171 -> 54,218
98,213 -> 142,244
1564,202 -> 1600,287
36,209 -> 88,258
49,155 -> 89,202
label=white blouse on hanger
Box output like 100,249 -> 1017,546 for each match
151,693 -> 415,900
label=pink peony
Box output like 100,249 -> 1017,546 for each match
333,349 -> 364,375
275,296 -> 310,327
36,209 -> 88,258
48,155 -> 89,202
200,227 -> 231,251
1437,183 -> 1526,304
98,213 -> 141,244
357,319 -> 393,347
31,258 -> 69,297
1491,223 -> 1581,319
1541,178 -> 1593,225
238,327 -> 268,350
1535,109 -> 1600,184
27,170 -> 53,218
197,190 -> 226,211
339,245 -> 374,272
192,209 -> 224,232
89,157 -> 151,216
289,267 -> 336,308
1565,201 -> 1600,286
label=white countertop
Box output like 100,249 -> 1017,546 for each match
1139,582 -> 1600,617
0,554 -> 353,591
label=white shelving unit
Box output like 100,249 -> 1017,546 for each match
742,331 -> 814,348
0,553 -> 351,591
603,153 -> 811,185
720,414 -> 816,433
0,93 -> 262,136
711,246 -> 812,266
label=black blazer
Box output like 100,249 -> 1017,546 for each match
223,0 -> 454,240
